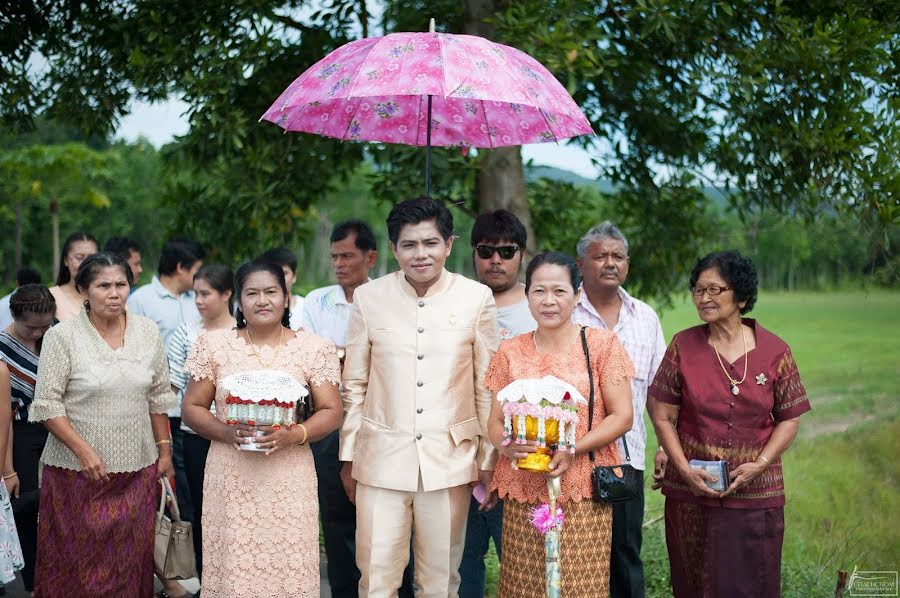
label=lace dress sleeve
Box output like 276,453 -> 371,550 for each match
594,331 -> 635,386
649,338 -> 682,405
147,327 -> 178,414
772,348 -> 811,421
186,331 -> 216,383
483,342 -> 512,394
308,338 -> 341,387
29,326 -> 70,422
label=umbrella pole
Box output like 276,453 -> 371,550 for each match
426,94 -> 433,198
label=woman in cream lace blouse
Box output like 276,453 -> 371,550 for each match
30,252 -> 176,597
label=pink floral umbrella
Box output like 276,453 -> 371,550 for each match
260,22 -> 593,195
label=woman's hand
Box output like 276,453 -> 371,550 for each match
254,425 -> 305,455
229,423 -> 256,449
3,474 -> 19,498
498,441 -> 538,465
651,447 -> 668,490
156,451 -> 175,480
720,460 -> 767,498
77,445 -> 110,482
680,464 -> 721,498
545,450 -> 573,479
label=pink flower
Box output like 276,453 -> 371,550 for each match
530,503 -> 564,534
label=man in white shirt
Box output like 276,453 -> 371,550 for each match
572,221 -> 666,598
459,209 -> 536,598
302,220 -> 412,597
127,237 -> 204,523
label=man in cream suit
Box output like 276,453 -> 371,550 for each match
340,198 -> 500,597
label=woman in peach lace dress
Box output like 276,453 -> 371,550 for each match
182,260 -> 343,598
486,252 -> 634,597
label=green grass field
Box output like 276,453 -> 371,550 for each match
484,290 -> 900,597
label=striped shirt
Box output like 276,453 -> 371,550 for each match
0,331 -> 41,421
166,320 -> 210,433
572,286 -> 666,471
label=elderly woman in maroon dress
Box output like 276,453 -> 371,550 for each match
650,250 -> 811,598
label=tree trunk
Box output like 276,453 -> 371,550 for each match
462,0 -> 536,255
50,196 -> 60,281
14,201 -> 23,271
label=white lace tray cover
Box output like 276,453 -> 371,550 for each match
221,369 -> 309,404
496,375 -> 587,406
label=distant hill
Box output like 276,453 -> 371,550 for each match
525,164 -> 615,194
525,164 -> 729,207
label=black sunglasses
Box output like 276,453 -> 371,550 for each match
475,245 -> 520,260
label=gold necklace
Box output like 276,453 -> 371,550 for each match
89,313 -> 125,348
712,326 -> 748,396
533,324 -> 579,354
246,325 -> 284,368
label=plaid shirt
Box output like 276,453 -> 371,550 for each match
572,286 -> 666,470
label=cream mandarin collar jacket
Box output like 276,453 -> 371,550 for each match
339,270 -> 500,492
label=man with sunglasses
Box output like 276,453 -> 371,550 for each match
573,221 -> 667,598
459,209 -> 537,598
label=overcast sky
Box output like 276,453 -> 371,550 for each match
114,97 -> 602,179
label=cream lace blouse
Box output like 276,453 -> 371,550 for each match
30,309 -> 177,473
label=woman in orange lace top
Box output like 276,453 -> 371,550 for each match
485,252 -> 634,598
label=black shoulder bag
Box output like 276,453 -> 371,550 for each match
581,327 -> 640,503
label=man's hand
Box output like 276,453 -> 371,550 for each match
474,470 -> 498,511
340,462 -> 357,505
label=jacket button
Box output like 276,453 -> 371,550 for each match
417,381 -> 424,387
418,300 -> 425,307
417,354 -> 424,360
416,433 -> 422,440
417,407 -> 423,414
417,327 -> 424,333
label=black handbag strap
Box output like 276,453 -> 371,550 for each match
581,327 -> 630,464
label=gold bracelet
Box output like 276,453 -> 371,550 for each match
298,424 -> 308,446
155,439 -> 172,446
757,455 -> 770,465
2,472 -> 17,480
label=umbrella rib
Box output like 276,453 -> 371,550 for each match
339,99 -> 365,142
345,37 -> 385,101
479,99 -> 494,149
511,53 -> 562,145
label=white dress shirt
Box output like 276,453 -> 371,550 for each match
301,284 -> 357,347
572,285 -> 666,470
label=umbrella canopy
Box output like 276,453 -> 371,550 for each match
260,31 -> 592,148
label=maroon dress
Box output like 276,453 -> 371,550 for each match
649,319 -> 811,598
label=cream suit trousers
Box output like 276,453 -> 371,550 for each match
356,479 -> 471,597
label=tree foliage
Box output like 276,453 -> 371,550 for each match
2,0 -> 897,300
490,0 -> 899,225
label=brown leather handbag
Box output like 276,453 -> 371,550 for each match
154,477 -> 197,580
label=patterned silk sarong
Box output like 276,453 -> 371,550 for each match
499,498 -> 612,598
33,464 -> 157,598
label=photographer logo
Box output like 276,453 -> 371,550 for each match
848,566 -> 898,596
